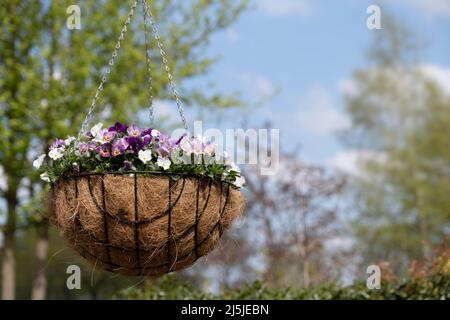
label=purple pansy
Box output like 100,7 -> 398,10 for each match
125,136 -> 144,153
50,139 -> 65,150
123,160 -> 135,171
108,122 -> 128,133
155,135 -> 177,158
112,138 -> 129,157
79,143 -> 90,154
141,128 -> 153,137
142,134 -> 152,146
102,130 -> 116,143
85,131 -> 94,140
96,144 -> 111,158
156,146 -> 170,158
127,124 -> 142,137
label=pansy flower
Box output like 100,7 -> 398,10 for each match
96,144 -> 111,158
127,124 -> 142,137
79,143 -> 90,154
123,160 -> 136,171
112,138 -> 129,157
102,130 -> 116,143
108,122 -> 128,133
50,139 -> 65,150
125,136 -> 144,153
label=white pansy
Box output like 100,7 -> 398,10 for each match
48,147 -> 65,160
138,149 -> 153,164
33,154 -> 46,169
157,157 -> 171,170
151,129 -> 160,138
64,136 -> 76,146
180,137 -> 192,154
233,176 -> 246,188
90,122 -> 103,139
221,151 -> 233,166
40,172 -> 51,183
229,162 -> 241,173
203,142 -> 217,156
191,136 -> 204,155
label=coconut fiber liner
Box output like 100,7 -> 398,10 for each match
48,173 -> 245,277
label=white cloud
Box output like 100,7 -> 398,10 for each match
257,0 -> 311,17
419,64 -> 450,95
328,149 -> 387,177
329,150 -> 366,176
395,0 -> 450,18
338,78 -> 358,97
238,73 -> 277,101
297,88 -> 350,135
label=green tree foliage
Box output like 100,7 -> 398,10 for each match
342,16 -> 450,270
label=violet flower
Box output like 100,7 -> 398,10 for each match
112,138 -> 129,157
127,124 -> 142,137
122,160 -> 135,171
141,128 -> 153,137
102,130 -> 116,143
125,136 -> 144,153
96,144 -> 111,158
142,134 -> 152,146
156,145 -> 171,158
49,139 -> 65,150
109,122 -> 128,133
79,143 -> 90,154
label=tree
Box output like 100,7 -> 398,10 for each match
191,148 -> 348,289
342,16 -> 450,271
0,0 -> 248,299
245,153 -> 347,287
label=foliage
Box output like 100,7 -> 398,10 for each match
117,243 -> 449,300
342,16 -> 450,271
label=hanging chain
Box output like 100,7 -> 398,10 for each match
78,0 -> 189,139
143,1 -> 189,131
78,0 -> 138,139
142,0 -> 154,126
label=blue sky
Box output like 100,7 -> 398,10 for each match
183,0 -> 450,172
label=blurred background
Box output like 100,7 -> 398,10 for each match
0,0 -> 449,299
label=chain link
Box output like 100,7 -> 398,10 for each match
78,0 -> 189,139
78,1 -> 138,139
142,0 -> 154,126
143,0 -> 189,131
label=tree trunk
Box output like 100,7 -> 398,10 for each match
2,184 -> 17,300
2,234 -> 15,300
302,256 -> 311,288
31,221 -> 49,300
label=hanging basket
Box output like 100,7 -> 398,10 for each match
49,172 -> 244,276
35,0 -> 247,277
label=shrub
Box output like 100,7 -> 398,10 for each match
116,242 -> 449,300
